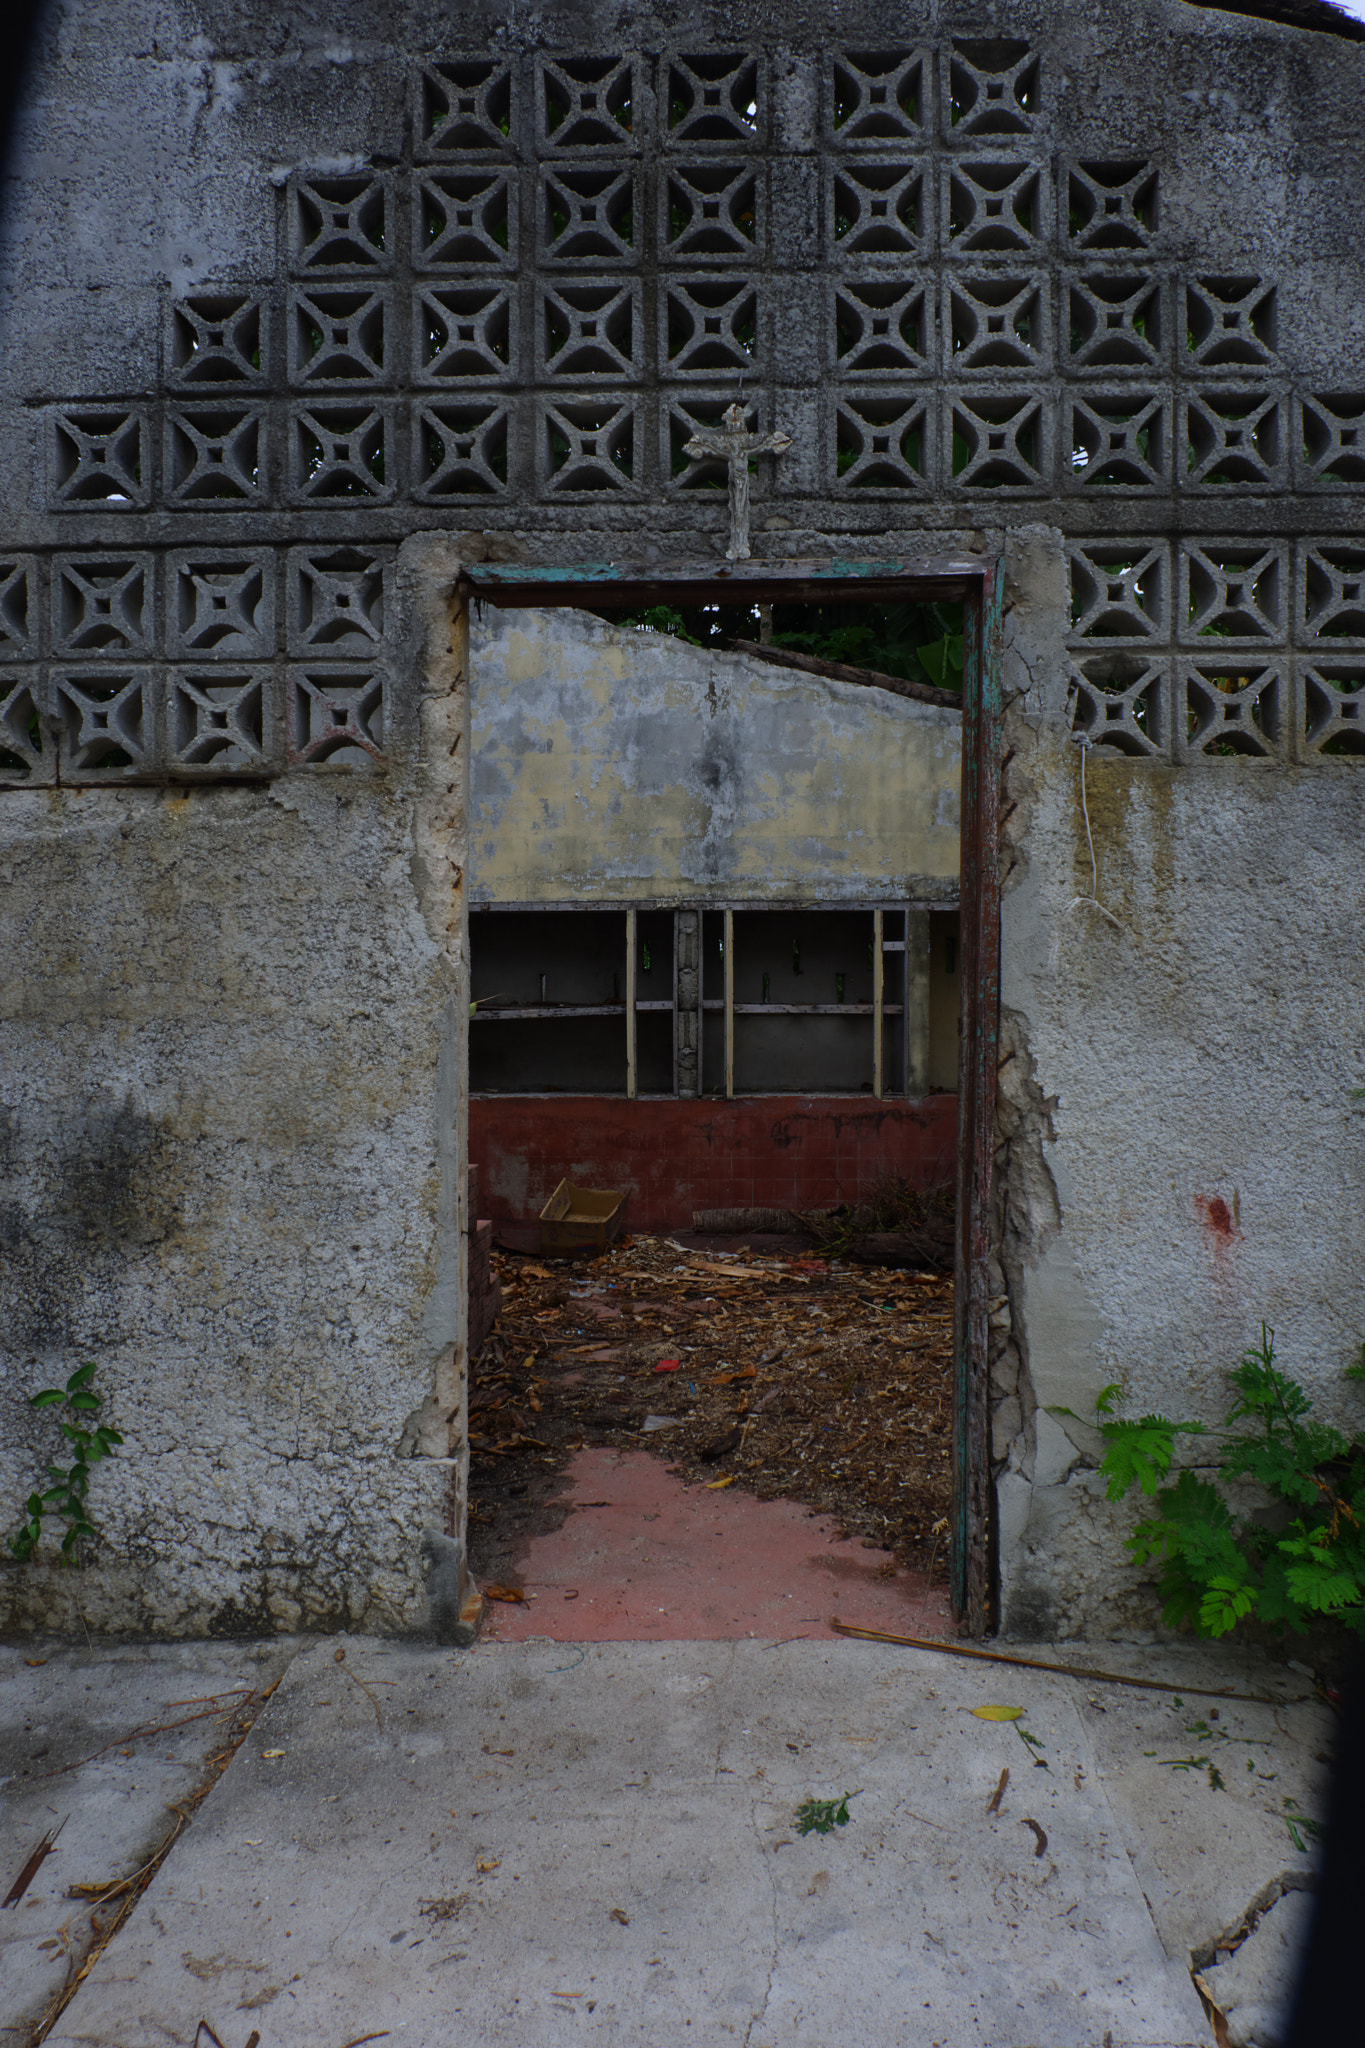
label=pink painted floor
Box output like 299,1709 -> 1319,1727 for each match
483,1449 -> 955,1643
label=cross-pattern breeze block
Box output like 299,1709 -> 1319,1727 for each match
1182,390 -> 1284,490
167,551 -> 275,659
1185,277 -> 1277,371
1068,391 -> 1168,489
0,558 -> 38,657
1300,543 -> 1365,643
415,168 -> 517,270
946,275 -> 1049,374
540,279 -> 640,379
663,277 -> 761,376
416,284 -> 515,383
944,160 -> 1048,256
414,399 -> 511,497
948,392 -> 1045,489
1180,541 -> 1286,642
834,281 -> 931,375
168,292 -> 268,385
0,672 -> 53,785
829,162 -> 927,258
664,53 -> 763,148
48,408 -> 150,510
541,398 -> 638,492
1068,541 -> 1169,641
540,164 -> 641,263
662,164 -> 762,261
537,56 -> 642,152
1182,660 -> 1284,760
829,51 -> 927,143
834,392 -> 932,490
54,669 -> 159,780
288,547 -> 391,655
289,402 -> 394,502
1068,654 -> 1168,757
945,39 -> 1039,138
416,59 -> 516,157
1300,662 -> 1365,756
52,554 -> 154,658
1298,394 -> 1365,488
168,668 -> 275,775
286,665 -> 386,766
1065,161 -> 1159,251
290,173 -> 392,272
289,286 -> 390,385
165,406 -> 268,505
1065,273 -> 1164,372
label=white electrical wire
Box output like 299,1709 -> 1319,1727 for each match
1049,731 -> 1125,972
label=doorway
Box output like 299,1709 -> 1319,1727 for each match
456,554 -> 1003,1630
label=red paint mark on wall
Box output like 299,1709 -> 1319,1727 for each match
1195,1192 -> 1242,1280
471,1094 -> 958,1233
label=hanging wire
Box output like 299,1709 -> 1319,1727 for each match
1049,732 -> 1126,972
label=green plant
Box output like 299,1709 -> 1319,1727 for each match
795,1792 -> 857,1835
1058,1326 -> 1365,1640
8,1363 -> 122,1563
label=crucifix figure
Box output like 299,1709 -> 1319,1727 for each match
683,401 -> 793,562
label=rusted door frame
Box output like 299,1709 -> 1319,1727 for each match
458,555 -> 1003,1631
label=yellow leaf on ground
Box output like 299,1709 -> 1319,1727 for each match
705,1475 -> 737,1489
969,1706 -> 1024,1722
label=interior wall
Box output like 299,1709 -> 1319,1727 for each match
472,1094 -> 957,1235
470,605 -> 962,906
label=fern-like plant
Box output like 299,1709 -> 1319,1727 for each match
1055,1327 -> 1365,1640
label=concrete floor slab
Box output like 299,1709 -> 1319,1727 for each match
483,1448 -> 954,1642
0,1639 -> 293,2047
47,1635 -> 1220,2048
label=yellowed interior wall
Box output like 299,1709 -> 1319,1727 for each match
471,606 -> 962,905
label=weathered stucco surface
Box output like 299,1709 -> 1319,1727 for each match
994,529 -> 1365,1636
470,607 -> 960,904
0,535 -> 473,1636
1,0 -> 1364,1637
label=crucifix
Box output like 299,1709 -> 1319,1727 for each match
683,401 -> 793,562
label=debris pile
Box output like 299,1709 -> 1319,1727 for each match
468,1232 -> 953,1568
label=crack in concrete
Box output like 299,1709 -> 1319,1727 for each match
741,1791 -> 781,2048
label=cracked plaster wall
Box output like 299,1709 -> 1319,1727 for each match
994,528 -> 1365,1637
470,605 -> 961,905
0,534 -> 471,1635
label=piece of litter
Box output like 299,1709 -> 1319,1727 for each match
476,1856 -> 500,1874
705,1474 -> 737,1489
654,1359 -> 681,1373
484,1585 -> 525,1603
261,1749 -> 286,1760
642,1414 -> 677,1432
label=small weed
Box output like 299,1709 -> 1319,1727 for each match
7,1363 -> 122,1563
1282,1798 -> 1323,1854
795,1792 -> 857,1836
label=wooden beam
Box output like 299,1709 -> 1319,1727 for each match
873,907 -> 884,1100
724,908 -> 734,1100
625,907 -> 637,1100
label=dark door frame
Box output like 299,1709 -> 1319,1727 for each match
457,553 -> 1004,1632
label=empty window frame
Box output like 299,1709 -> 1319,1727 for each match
470,904 -> 958,1097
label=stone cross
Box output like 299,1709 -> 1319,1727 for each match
683,401 -> 793,562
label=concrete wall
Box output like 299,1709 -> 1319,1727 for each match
470,607 -> 960,904
1,0 -> 1364,1639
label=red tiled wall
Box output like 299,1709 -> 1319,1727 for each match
470,1094 -> 958,1233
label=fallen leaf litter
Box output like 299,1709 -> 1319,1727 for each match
468,1231 -> 953,1574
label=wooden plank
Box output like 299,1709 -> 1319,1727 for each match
721,636 -> 963,711
951,557 -> 1004,1637
904,908 -> 931,1095
724,907 -> 734,1100
625,906 -> 637,1100
873,908 -> 885,1099
458,557 -> 980,611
